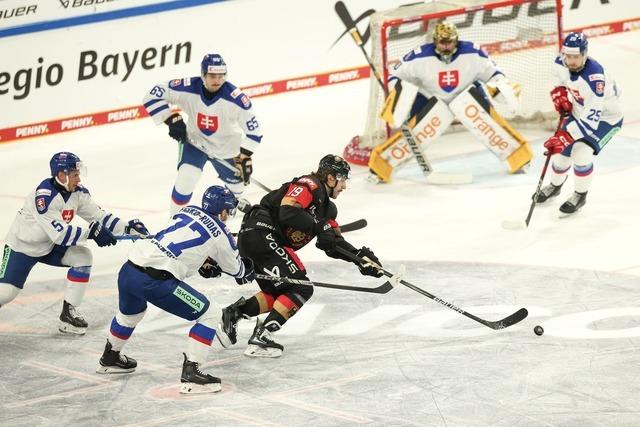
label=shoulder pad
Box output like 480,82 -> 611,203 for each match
221,82 -> 252,110
581,59 -> 605,95
169,76 -> 200,94
554,56 -> 564,66
75,184 -> 91,195
457,41 -> 486,57
34,179 -> 59,214
327,201 -> 338,220
294,175 -> 319,191
403,43 -> 437,62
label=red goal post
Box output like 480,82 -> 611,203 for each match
345,0 -> 563,165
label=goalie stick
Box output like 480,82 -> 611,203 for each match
502,115 -> 566,230
256,270 -> 403,294
400,122 -> 473,185
335,246 -> 528,330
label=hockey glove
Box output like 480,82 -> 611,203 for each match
234,156 -> 253,185
199,257 -> 222,279
314,221 -> 337,252
165,114 -> 187,142
235,257 -> 256,285
544,130 -> 574,155
88,222 -> 117,247
355,247 -> 384,277
125,219 -> 150,236
550,86 -> 572,115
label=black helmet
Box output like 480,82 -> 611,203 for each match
317,154 -> 351,180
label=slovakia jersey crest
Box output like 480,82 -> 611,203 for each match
62,209 -> 75,223
197,113 -> 219,136
438,70 -> 459,93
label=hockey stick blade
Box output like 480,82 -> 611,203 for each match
340,218 -> 367,233
335,1 -> 357,33
482,307 -> 529,330
501,219 -> 527,230
255,274 -> 393,294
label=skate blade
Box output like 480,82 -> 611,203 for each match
179,382 -> 221,394
95,365 -> 136,374
215,327 -> 233,349
58,322 -> 87,335
501,219 -> 527,230
243,345 -> 282,358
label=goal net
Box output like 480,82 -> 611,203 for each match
348,0 -> 563,162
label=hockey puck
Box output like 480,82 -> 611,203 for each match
534,325 -> 544,336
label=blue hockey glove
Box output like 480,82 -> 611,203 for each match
88,222 -> 117,247
235,257 -> 255,285
125,219 -> 149,236
199,257 -> 222,279
165,114 -> 186,142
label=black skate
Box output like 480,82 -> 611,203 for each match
180,353 -> 221,394
559,191 -> 587,216
244,318 -> 283,358
96,340 -> 137,374
533,182 -> 563,203
217,297 -> 247,348
58,300 -> 88,335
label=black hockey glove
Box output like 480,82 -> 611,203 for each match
355,247 -> 383,277
88,222 -> 117,247
199,257 -> 222,279
125,219 -> 150,236
234,156 -> 253,185
235,257 -> 256,285
165,114 -> 186,142
314,221 -> 337,251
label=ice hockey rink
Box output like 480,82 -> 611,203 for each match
1,29 -> 640,426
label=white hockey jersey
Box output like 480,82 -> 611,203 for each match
142,77 -> 263,159
5,178 -> 126,257
553,56 -> 623,141
128,206 -> 245,281
390,41 -> 503,103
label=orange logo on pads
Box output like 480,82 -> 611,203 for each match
464,104 -> 508,150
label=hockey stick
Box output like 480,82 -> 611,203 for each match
116,234 -> 154,241
256,272 -> 401,294
400,122 -> 473,185
502,115 -> 566,230
334,1 -> 387,95
335,246 -> 528,330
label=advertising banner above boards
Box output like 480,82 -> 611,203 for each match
1,0 -> 638,143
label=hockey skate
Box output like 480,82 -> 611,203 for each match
180,353 -> 222,394
559,191 -> 587,216
58,300 -> 88,335
217,297 -> 246,348
96,340 -> 137,374
244,318 -> 283,358
533,182 -> 563,203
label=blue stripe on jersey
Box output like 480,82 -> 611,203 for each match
170,77 -> 203,95
148,104 -> 170,116
61,227 -> 73,246
579,118 -> 598,133
188,322 -> 216,345
246,134 -> 262,143
231,256 -> 245,278
71,228 -> 82,245
102,214 -> 112,228
144,99 -> 163,109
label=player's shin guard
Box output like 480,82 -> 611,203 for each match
571,142 -> 595,193
0,283 -> 20,307
171,164 -> 202,214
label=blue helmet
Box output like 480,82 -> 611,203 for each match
201,54 -> 227,75
562,32 -> 588,56
202,185 -> 237,216
49,152 -> 85,177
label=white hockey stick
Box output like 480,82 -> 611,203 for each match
400,123 -> 473,185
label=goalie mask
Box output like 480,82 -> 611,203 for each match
561,32 -> 588,73
433,22 -> 459,64
202,185 -> 238,217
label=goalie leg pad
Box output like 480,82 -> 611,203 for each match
450,85 -> 532,173
380,79 -> 420,127
369,97 -> 454,182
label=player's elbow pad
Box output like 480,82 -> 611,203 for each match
279,205 -> 315,233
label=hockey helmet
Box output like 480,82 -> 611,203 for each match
49,152 -> 86,177
561,32 -> 588,71
201,54 -> 227,75
433,22 -> 459,63
317,154 -> 351,181
202,185 -> 238,216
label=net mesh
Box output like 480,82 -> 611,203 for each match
359,0 -> 562,148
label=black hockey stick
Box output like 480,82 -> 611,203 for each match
256,274 -> 394,294
335,247 -> 528,330
334,1 -> 387,95
502,115 -> 566,230
340,218 -> 367,233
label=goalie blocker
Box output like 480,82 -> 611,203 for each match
369,83 -> 532,182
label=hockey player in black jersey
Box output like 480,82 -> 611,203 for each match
220,154 -> 383,357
